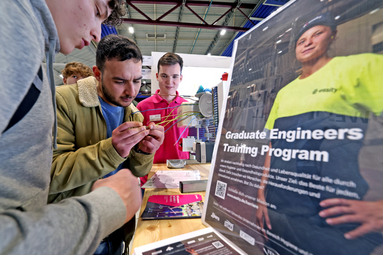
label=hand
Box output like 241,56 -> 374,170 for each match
255,193 -> 272,241
319,198 -> 383,239
92,169 -> 142,223
137,122 -> 164,154
112,121 -> 149,158
185,247 -> 199,255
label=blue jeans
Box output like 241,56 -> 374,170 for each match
94,228 -> 125,255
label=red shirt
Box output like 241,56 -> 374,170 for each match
136,90 -> 190,163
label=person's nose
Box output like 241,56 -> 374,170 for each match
304,37 -> 313,47
124,81 -> 137,96
90,22 -> 102,43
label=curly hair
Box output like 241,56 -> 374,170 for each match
61,62 -> 93,78
96,34 -> 142,72
103,0 -> 126,27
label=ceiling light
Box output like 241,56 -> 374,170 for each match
220,29 -> 226,35
249,68 -> 252,71
276,40 -> 282,44
370,8 -> 380,15
129,26 -> 134,34
335,15 -> 340,20
278,51 -> 282,54
59,74 -> 63,78
263,27 -> 268,31
207,53 -> 211,56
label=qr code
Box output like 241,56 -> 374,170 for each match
215,180 -> 227,199
212,241 -> 224,249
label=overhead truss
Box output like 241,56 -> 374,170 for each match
123,0 -> 258,32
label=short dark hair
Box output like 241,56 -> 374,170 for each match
157,52 -> 183,74
103,0 -> 126,26
96,34 -> 143,72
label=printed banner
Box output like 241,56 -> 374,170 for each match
203,0 -> 383,254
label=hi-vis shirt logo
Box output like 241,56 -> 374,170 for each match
312,88 -> 337,94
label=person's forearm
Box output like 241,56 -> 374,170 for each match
0,187 -> 126,255
258,143 -> 271,199
128,151 -> 154,177
50,138 -> 125,194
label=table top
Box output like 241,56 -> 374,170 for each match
130,163 -> 211,254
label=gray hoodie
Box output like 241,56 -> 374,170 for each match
0,0 -> 126,254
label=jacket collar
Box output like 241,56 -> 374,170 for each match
77,76 -> 139,115
77,76 -> 99,107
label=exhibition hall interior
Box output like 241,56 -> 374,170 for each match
1,0 -> 383,255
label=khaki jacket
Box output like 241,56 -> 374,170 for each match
49,77 -> 153,203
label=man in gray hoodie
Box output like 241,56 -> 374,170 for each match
0,0 -> 144,254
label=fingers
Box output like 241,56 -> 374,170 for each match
113,124 -> 146,141
256,208 -> 269,241
319,205 -> 354,218
138,137 -> 161,154
264,209 -> 272,230
112,124 -> 149,157
320,198 -> 350,208
344,224 -> 375,240
324,214 -> 360,226
137,124 -> 164,154
116,121 -> 143,132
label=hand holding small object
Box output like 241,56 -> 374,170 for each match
112,121 -> 149,158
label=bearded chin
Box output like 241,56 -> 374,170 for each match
101,83 -> 124,107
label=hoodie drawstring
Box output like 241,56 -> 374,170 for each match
45,38 -> 58,149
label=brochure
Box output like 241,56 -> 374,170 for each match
141,194 -> 204,220
142,170 -> 201,189
133,228 -> 245,255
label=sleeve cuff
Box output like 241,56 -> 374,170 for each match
82,187 -> 126,237
102,138 -> 126,164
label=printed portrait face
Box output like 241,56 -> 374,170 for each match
295,25 -> 336,63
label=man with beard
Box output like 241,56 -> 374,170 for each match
49,34 -> 164,255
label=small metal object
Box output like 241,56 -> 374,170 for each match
180,180 -> 208,193
166,159 -> 187,169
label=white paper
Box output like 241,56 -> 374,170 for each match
142,170 -> 201,189
133,227 -> 245,255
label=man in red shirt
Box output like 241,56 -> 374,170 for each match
137,53 -> 189,167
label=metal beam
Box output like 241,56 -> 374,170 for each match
126,0 -> 256,9
218,0 -> 264,55
122,18 -> 249,32
189,0 -> 213,54
157,3 -> 181,21
125,5 -> 137,44
205,0 -> 243,55
172,0 -> 186,53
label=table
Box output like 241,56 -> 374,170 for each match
130,163 -> 211,254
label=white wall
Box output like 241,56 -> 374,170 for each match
150,52 -> 231,96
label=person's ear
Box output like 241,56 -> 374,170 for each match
331,30 -> 338,41
156,73 -> 159,81
93,66 -> 102,82
63,77 -> 67,84
180,74 -> 183,82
